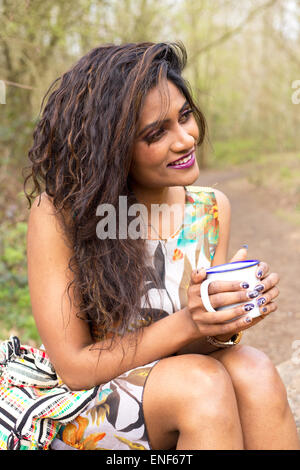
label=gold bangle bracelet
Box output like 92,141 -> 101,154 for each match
206,331 -> 243,348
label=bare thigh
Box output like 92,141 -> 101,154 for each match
142,353 -> 239,450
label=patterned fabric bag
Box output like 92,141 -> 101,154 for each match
0,336 -> 97,450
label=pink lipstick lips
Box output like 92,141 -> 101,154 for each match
167,150 -> 196,170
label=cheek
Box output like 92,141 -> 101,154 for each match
132,143 -> 167,170
129,146 -> 167,184
189,118 -> 200,141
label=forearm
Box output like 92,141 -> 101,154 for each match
62,307 -> 199,390
176,337 -> 220,355
175,333 -> 237,356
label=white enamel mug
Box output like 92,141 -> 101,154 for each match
200,260 -> 261,319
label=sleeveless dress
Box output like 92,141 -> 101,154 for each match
50,186 -> 219,450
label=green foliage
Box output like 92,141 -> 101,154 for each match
280,166 -> 292,180
0,221 -> 40,345
209,139 -> 260,168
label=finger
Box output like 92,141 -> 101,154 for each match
198,310 -> 254,337
229,245 -> 248,263
255,286 -> 280,309
259,300 -> 278,318
207,279 -> 251,295
189,284 -> 259,310
256,261 -> 269,280
188,280 -> 250,299
190,267 -> 207,286
253,272 -> 280,294
192,301 -> 257,325
208,289 -> 259,309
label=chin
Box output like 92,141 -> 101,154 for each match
175,165 -> 200,186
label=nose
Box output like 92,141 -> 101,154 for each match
170,123 -> 196,154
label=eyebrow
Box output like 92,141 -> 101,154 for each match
137,100 -> 190,138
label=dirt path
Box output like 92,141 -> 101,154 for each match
198,167 -> 300,366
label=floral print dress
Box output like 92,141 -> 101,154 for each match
50,186 -> 219,450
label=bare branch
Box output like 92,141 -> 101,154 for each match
190,0 -> 279,59
2,80 -> 35,90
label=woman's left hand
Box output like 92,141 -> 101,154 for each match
229,247 -> 280,327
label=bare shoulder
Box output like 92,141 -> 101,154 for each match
27,192 -> 72,258
29,191 -> 57,220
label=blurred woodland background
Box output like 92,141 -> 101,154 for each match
0,0 -> 300,345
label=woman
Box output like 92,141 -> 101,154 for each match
24,42 -> 299,450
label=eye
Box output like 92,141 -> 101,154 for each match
143,108 -> 194,145
144,128 -> 166,145
180,108 -> 193,122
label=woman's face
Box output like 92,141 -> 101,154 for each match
129,80 -> 200,192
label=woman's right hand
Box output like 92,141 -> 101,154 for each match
186,268 -> 267,339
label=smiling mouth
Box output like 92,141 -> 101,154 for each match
167,149 -> 195,167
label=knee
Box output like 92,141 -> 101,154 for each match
143,355 -> 241,449
175,354 -> 231,392
169,355 -> 236,419
223,345 -> 288,413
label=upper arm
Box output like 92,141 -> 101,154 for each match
211,189 -> 231,266
26,193 -> 92,383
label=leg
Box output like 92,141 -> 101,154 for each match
143,354 -> 244,450
211,345 -> 300,450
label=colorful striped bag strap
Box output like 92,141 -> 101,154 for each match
0,336 -> 97,450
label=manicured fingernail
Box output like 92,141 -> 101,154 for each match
257,297 -> 266,306
257,269 -> 263,278
262,307 -> 268,313
247,290 -> 259,299
243,303 -> 255,312
244,316 -> 252,323
240,282 -> 250,289
255,284 -> 264,292
242,244 -> 248,249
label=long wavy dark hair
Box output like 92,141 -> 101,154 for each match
23,42 -> 206,349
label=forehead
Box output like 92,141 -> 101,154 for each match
139,80 -> 186,125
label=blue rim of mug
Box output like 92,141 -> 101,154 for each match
206,260 -> 260,274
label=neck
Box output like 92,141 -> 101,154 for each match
128,184 -> 186,240
132,186 -> 173,214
